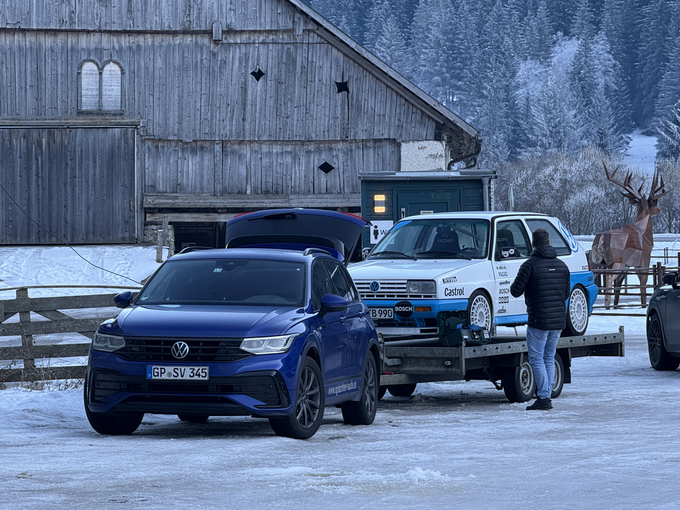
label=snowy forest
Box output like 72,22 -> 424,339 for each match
304,0 -> 680,234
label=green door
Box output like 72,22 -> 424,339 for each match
396,190 -> 461,220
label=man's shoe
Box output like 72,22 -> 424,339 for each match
526,398 -> 552,411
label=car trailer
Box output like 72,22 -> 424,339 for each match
378,327 -> 625,402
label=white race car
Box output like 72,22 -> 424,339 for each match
349,212 -> 597,342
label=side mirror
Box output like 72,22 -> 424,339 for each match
113,291 -> 133,309
320,294 -> 349,314
662,272 -> 679,288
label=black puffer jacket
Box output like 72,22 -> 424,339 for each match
510,245 -> 570,331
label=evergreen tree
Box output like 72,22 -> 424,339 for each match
523,0 -> 553,62
657,97 -> 680,161
636,0 -> 672,127
654,2 -> 680,122
373,13 -> 411,73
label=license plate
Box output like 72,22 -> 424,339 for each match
146,366 -> 209,380
370,307 -> 393,319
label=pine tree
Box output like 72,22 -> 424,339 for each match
654,2 -> 680,122
657,97 -> 680,161
373,13 -> 411,73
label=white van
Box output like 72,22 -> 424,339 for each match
348,212 -> 597,342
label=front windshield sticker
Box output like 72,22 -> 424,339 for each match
558,220 -> 579,252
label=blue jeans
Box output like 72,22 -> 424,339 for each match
526,327 -> 561,399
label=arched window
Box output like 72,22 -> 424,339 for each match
80,61 -> 100,110
79,59 -> 124,112
102,62 -> 122,111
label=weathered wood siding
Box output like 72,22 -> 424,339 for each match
0,127 -> 136,245
142,138 -> 399,196
0,30 -> 436,143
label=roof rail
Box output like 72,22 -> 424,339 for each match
303,247 -> 331,257
177,246 -> 217,254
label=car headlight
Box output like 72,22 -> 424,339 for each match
407,280 -> 436,294
240,334 -> 299,355
92,332 -> 126,352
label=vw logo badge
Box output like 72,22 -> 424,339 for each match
369,281 -> 380,292
171,341 -> 190,359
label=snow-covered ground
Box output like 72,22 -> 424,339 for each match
624,130 -> 658,175
2,246 -> 680,509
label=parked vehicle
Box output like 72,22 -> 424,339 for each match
84,209 -> 380,439
646,271 -> 680,371
349,212 -> 598,343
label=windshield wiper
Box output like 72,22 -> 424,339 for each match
415,250 -> 472,260
369,250 -> 417,260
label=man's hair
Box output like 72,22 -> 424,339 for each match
532,228 -> 550,247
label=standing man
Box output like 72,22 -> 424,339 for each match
511,228 -> 570,410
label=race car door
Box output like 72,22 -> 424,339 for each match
493,220 -> 533,324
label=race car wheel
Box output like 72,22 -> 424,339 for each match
341,354 -> 378,425
177,414 -> 209,423
467,290 -> 492,332
647,312 -> 680,371
564,285 -> 589,336
387,383 -> 417,397
502,360 -> 535,402
269,357 -> 325,439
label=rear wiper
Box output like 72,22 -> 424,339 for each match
369,250 -> 417,260
416,250 -> 472,260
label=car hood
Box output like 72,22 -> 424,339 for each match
349,258 -> 490,282
225,208 -> 367,264
110,305 -> 307,338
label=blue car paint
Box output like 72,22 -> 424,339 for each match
86,247 -> 379,420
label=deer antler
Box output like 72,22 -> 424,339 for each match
603,162 -> 642,204
649,171 -> 670,204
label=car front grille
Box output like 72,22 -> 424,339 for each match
114,337 -> 253,363
354,280 -> 436,299
90,369 -> 288,408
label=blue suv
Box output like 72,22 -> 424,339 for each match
84,209 -> 380,439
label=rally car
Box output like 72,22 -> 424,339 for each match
84,209 -> 380,439
348,212 -> 597,342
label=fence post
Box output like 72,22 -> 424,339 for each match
17,288 -> 36,374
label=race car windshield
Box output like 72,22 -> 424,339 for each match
137,258 -> 306,307
369,219 -> 490,260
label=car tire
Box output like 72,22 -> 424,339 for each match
647,312 -> 680,371
467,290 -> 492,332
177,414 -> 209,423
564,285 -> 589,336
269,357 -> 325,439
83,380 -> 143,435
387,383 -> 417,397
341,354 -> 378,425
502,360 -> 536,402
551,354 -> 565,399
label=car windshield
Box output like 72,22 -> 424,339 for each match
369,218 -> 490,259
136,258 -> 306,307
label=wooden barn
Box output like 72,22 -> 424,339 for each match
0,0 -> 481,249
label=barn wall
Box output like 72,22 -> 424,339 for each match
0,127 -> 136,245
0,30 -> 436,144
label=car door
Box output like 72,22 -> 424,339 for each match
493,219 -> 533,322
323,259 -> 370,378
311,260 -> 351,385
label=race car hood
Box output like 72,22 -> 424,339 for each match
107,304 -> 306,338
349,258 -> 491,282
225,208 -> 368,265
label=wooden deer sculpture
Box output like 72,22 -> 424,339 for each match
589,163 -> 669,308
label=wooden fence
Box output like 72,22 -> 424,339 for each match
0,286 -> 136,384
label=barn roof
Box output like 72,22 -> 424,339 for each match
288,0 -> 481,165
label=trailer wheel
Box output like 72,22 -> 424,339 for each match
564,285 -> 589,336
502,360 -> 535,402
551,354 -> 565,398
387,383 -> 417,397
